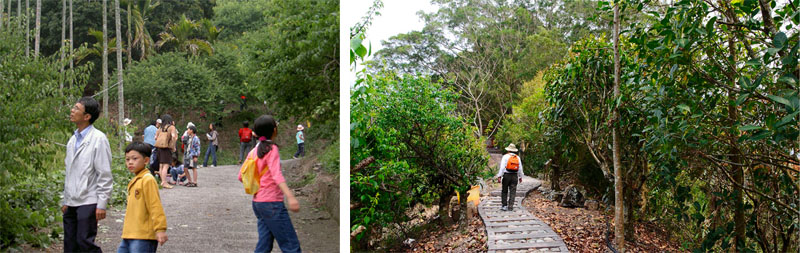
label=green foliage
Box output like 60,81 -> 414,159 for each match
212,0 -> 271,40
155,14 -> 219,57
319,140 -> 340,175
0,29 -> 89,250
120,52 -> 235,121
350,74 -> 489,247
242,0 -> 340,129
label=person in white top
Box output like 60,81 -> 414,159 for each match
494,143 -> 523,211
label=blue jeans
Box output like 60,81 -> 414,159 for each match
252,201 -> 301,253
203,144 -> 217,167
117,239 -> 158,253
293,143 -> 305,158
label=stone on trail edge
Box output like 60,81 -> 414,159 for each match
478,176 -> 569,253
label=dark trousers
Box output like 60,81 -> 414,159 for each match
501,173 -> 519,209
63,204 -> 101,253
294,143 -> 305,158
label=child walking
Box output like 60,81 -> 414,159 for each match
119,142 -> 168,252
238,115 -> 302,253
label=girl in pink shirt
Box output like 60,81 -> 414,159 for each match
238,115 -> 301,252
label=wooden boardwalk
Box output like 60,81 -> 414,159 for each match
478,177 -> 569,253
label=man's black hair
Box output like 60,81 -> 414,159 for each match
150,120 -> 157,126
125,141 -> 152,158
188,125 -> 197,134
243,121 -> 249,127
78,96 -> 100,124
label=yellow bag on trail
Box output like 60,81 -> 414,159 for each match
240,151 -> 267,195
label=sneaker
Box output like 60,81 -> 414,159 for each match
508,207 -> 514,211
500,206 -> 507,211
210,165 -> 215,167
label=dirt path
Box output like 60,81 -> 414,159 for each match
94,162 -> 338,252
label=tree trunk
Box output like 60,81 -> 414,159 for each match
612,2 -> 625,252
59,0 -> 64,89
1,0 -> 4,31
126,0 -> 131,65
68,0 -> 72,77
722,5 -> 746,249
16,0 -> 19,29
33,0 -> 39,57
24,0 -> 28,57
102,0 -> 108,116
115,0 -> 123,152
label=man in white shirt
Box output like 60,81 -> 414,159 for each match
62,97 -> 113,252
494,143 -> 523,211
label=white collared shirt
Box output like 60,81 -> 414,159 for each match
74,125 -> 94,153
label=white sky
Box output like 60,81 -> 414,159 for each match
344,0 -> 439,62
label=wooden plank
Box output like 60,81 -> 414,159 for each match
488,241 -> 568,250
488,226 -> 551,233
485,220 -> 547,227
485,216 -> 539,222
492,233 -> 563,240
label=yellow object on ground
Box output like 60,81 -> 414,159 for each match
467,185 -> 481,206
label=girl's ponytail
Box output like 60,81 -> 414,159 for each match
253,115 -> 278,159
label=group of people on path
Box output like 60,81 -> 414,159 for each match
61,96 -> 303,252
238,120 -> 306,164
143,118 -> 218,189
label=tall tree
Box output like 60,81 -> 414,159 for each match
115,0 -> 123,151
33,0 -> 39,57
1,0 -> 4,31
24,0 -> 28,56
59,0 -> 64,89
68,0 -> 72,75
131,0 -> 159,60
612,0 -> 624,251
126,0 -> 130,65
16,0 -> 19,29
103,0 -> 108,115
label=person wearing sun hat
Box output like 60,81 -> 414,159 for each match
494,143 -> 524,211
293,124 -> 305,159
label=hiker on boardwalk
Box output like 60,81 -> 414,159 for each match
238,121 -> 255,164
119,142 -> 168,252
154,114 -> 178,189
239,115 -> 302,253
495,143 -> 524,211
62,96 -> 113,252
293,124 -> 305,159
202,123 -> 218,167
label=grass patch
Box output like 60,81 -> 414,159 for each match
288,173 -> 316,189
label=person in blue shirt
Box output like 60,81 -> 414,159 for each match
293,125 -> 305,159
143,119 -> 161,174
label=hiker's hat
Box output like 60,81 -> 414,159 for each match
297,124 -> 304,131
187,122 -> 195,129
123,118 -> 132,126
156,119 -> 162,124
505,143 -> 518,152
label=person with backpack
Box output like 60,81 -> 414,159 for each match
238,115 -> 301,252
238,121 -> 255,164
494,143 -> 524,211
154,114 -> 178,189
62,97 -> 113,252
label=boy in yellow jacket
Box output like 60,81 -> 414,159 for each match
120,142 -> 168,252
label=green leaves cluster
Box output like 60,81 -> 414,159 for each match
350,75 -> 489,247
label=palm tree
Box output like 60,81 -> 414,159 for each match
103,0 -> 108,116
77,28 -> 123,62
25,0 -> 28,56
115,0 -> 124,151
131,0 -> 159,60
34,0 -> 39,57
126,0 -> 131,65
155,15 -> 216,57
59,0 -> 64,89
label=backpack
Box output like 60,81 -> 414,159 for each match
506,154 -> 520,172
240,148 -> 268,195
241,128 -> 252,143
155,125 -> 174,148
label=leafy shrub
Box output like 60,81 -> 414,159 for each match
350,74 -> 489,247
